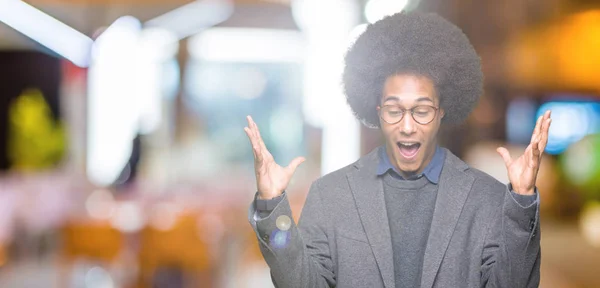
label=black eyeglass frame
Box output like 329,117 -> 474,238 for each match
377,104 -> 440,125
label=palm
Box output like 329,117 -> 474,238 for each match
256,151 -> 293,197
506,145 -> 537,194
244,116 -> 305,199
497,110 -> 552,195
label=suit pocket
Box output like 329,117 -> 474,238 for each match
337,230 -> 370,244
336,230 -> 382,287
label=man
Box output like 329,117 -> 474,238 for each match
244,11 -> 551,288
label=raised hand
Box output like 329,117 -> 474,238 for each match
244,115 -> 305,200
496,110 -> 552,195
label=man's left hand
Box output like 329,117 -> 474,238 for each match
496,110 -> 552,195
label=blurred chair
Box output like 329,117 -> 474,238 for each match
61,221 -> 123,262
59,221 -> 125,287
137,213 -> 214,288
0,242 -> 6,268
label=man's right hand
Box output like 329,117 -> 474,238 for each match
244,115 -> 305,200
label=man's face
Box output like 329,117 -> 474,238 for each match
377,74 -> 444,178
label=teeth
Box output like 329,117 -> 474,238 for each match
399,142 -> 418,146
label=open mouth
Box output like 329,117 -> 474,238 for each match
396,142 -> 421,160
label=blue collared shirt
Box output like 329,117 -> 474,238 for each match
377,145 -> 446,184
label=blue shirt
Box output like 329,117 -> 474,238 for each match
377,145 -> 446,184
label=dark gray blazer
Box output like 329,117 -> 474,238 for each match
248,147 -> 540,288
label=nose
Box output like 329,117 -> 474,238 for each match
399,113 -> 417,135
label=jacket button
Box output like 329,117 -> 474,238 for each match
262,234 -> 269,242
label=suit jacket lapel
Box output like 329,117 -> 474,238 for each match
420,148 -> 475,288
347,147 -> 395,288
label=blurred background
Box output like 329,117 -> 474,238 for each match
0,0 -> 599,287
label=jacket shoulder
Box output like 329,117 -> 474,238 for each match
445,147 -> 506,192
469,167 -> 505,188
465,166 -> 508,206
313,161 -> 357,190
313,146 -> 380,188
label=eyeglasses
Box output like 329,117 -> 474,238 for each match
378,105 -> 439,125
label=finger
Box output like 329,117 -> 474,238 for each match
243,126 -> 256,152
247,116 -> 266,153
246,116 -> 257,141
244,119 -> 263,161
538,118 -> 552,153
285,157 -> 306,175
248,115 -> 269,152
543,110 -> 551,121
530,115 -> 543,143
244,127 -> 263,162
531,138 -> 540,158
253,120 -> 268,152
496,147 -> 513,167
529,141 -> 542,172
244,118 -> 258,150
254,123 -> 275,164
247,116 -> 275,166
537,110 -> 551,145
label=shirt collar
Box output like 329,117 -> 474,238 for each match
376,144 -> 446,184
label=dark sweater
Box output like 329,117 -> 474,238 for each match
382,172 -> 439,288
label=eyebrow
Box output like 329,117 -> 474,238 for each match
383,96 -> 434,103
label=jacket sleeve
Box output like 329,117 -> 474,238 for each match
255,192 -> 285,220
480,185 -> 541,288
247,180 -> 336,288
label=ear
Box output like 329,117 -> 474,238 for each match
439,108 -> 445,119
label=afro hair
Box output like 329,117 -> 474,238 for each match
343,11 -> 483,128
